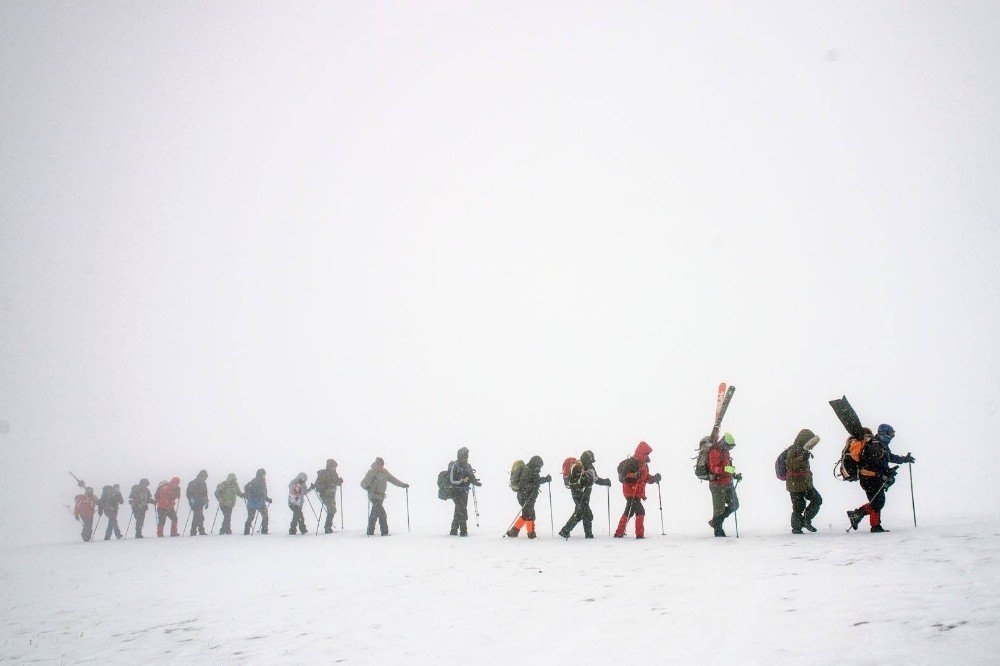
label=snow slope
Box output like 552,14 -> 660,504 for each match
2,517 -> 997,665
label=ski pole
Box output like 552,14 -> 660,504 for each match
315,504 -> 324,535
210,505 -> 220,534
306,495 -> 319,521
340,485 -> 344,529
503,497 -> 531,538
471,485 -> 480,527
182,506 -> 192,536
908,458 -> 917,527
656,481 -> 665,536
606,486 -> 611,537
548,480 -> 554,536
125,511 -> 133,537
405,487 -> 411,533
92,515 -> 102,542
366,498 -> 371,537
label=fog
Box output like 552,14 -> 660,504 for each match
2,3 -> 998,545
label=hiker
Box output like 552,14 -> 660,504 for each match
73,487 -> 99,542
360,457 -> 409,536
707,433 -> 741,537
507,456 -> 550,539
244,468 -> 272,535
614,441 -> 660,539
287,473 -> 314,535
98,484 -> 125,540
847,424 -> 915,533
559,450 -> 612,539
186,470 -> 209,536
154,477 -> 182,537
784,429 -> 822,534
448,447 -> 481,536
128,478 -> 154,538
314,459 -> 343,534
214,473 -> 244,535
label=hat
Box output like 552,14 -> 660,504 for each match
374,457 -> 385,467
256,468 -> 266,477
580,450 -> 595,465
723,432 -> 735,447
457,447 -> 469,460
140,478 -> 149,486
326,458 -> 338,468
528,455 -> 543,468
878,424 -> 895,440
170,477 -> 180,485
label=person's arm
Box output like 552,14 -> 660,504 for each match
387,472 -> 408,488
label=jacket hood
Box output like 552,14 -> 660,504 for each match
226,473 -> 237,482
792,429 -> 817,449
326,458 -> 338,469
197,470 -> 208,480
634,441 -> 652,462
373,457 -> 384,468
256,468 -> 266,478
140,478 -> 149,486
457,447 -> 469,461
580,450 -> 595,466
170,477 -> 180,486
528,455 -> 543,469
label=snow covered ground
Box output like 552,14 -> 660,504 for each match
2,516 -> 997,665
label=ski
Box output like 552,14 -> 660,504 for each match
829,396 -> 863,439
69,471 -> 86,488
710,383 -> 736,442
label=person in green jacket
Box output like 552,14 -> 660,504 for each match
360,457 -> 408,536
784,429 -> 822,534
214,473 -> 245,535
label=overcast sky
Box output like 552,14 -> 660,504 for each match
2,3 -> 998,544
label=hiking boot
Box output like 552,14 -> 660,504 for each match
803,521 -> 817,533
613,533 -> 624,538
449,528 -> 458,536
584,533 -> 594,539
324,527 -> 333,534
871,525 -> 889,533
459,531 -> 468,537
791,528 -> 803,534
635,535 -> 645,539
558,528 -> 570,540
527,531 -> 537,539
846,510 -> 864,531
289,528 -> 297,535
506,528 -> 519,538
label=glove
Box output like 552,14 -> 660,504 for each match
723,466 -> 736,474
266,497 -> 273,504
473,479 -> 483,487
881,474 -> 896,488
404,483 -> 410,488
734,473 -> 743,481
541,475 -> 552,484
596,478 -> 612,487
204,500 -> 209,510
307,484 -> 315,492
651,473 -> 662,483
903,454 -> 915,464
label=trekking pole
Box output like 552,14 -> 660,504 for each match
733,479 -> 740,539
471,485 -> 480,527
210,505 -> 220,534
548,480 -> 554,536
366,499 -> 371,537
340,485 -> 344,529
606,486 -> 611,537
315,505 -> 324,536
656,481 -> 665,535
908,457 -> 917,527
92,515 -> 102,542
125,511 -> 133,538
306,495 -> 319,521
405,487 -> 411,533
182,505 -> 192,536
503,498 -> 531,538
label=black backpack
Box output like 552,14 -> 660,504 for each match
617,457 -> 638,483
775,448 -> 790,481
437,469 -> 455,500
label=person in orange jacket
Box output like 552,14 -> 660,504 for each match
614,442 -> 660,539
73,487 -> 99,542
154,477 -> 182,537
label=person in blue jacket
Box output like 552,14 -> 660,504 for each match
847,424 -> 915,533
243,468 -> 273,535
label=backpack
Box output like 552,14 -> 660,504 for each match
214,482 -> 224,502
509,460 -> 525,492
775,447 -> 790,481
836,436 -> 867,482
693,438 -> 713,481
617,457 -> 639,483
437,469 -> 454,501
562,457 -> 583,489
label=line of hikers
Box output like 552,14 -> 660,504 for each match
70,425 -> 916,542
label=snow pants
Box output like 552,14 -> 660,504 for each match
451,491 -> 469,535
245,506 -> 269,534
156,508 -> 178,537
80,515 -> 94,542
289,502 -> 307,534
219,504 -> 234,534
710,484 -> 739,523
562,489 -> 594,537
615,497 -> 645,537
190,502 -> 206,535
858,475 -> 887,527
790,488 -> 822,530
104,511 -> 122,540
132,506 -> 147,537
367,498 -> 388,536
320,493 -> 337,532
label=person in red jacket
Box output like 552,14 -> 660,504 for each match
707,433 -> 741,537
613,441 -> 661,539
154,477 -> 182,537
73,487 -> 99,542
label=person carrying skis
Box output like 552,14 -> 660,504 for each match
244,468 -> 272,535
784,429 -> 822,534
360,457 -> 409,537
559,450 -> 612,539
214,473 -> 244,535
314,459 -> 343,534
154,477 -> 182,537
847,424 -> 915,533
507,456 -> 550,539
186,470 -> 210,536
98,484 -> 125,540
707,433 -> 740,537
287,472 -> 314,535
128,478 -> 154,538
73,486 -> 99,542
448,446 -> 481,536
614,442 -> 660,539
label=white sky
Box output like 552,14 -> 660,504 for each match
2,3 -> 999,543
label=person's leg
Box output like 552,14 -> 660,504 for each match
790,492 -> 806,532
135,508 -> 145,537
803,488 -> 822,529
367,500 -> 379,535
157,509 -> 166,537
260,506 -> 269,534
377,501 -> 388,535
323,496 -> 335,532
634,500 -> 646,538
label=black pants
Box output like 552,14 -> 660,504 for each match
860,475 -> 888,513
104,511 -> 122,540
289,503 -> 307,534
451,491 -> 469,534
518,492 -> 538,521
245,506 -> 269,534
80,515 -> 94,542
190,503 -> 206,535
132,507 -> 147,537
320,493 -> 337,531
367,498 -> 388,535
220,505 -> 234,534
623,497 -> 645,518
790,488 -> 823,530
562,490 -> 594,536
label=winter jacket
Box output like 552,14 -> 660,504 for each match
98,486 -> 124,516
785,429 -> 820,493
448,459 -> 477,494
707,444 -> 735,488
244,474 -> 270,510
74,492 -> 98,519
621,442 -> 654,499
215,474 -> 244,507
515,457 -> 544,506
288,473 -> 312,507
155,479 -> 181,510
129,483 -> 153,511
360,464 -> 406,502
186,471 -> 209,507
859,435 -> 909,478
315,464 -> 343,499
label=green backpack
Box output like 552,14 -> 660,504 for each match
509,460 -> 525,492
